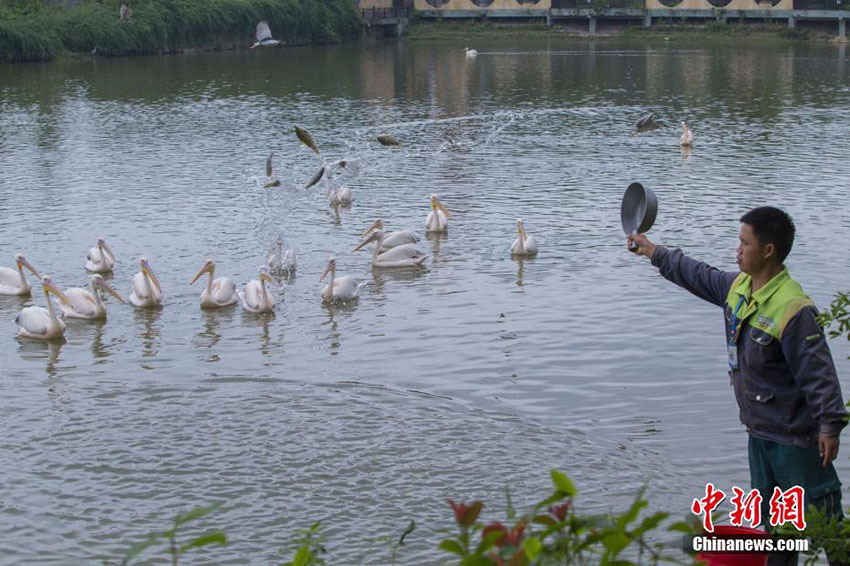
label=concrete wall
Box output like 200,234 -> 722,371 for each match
414,0 -> 551,11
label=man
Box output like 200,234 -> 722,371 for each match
628,207 -> 846,564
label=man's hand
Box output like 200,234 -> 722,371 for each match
627,233 -> 657,258
819,434 -> 840,467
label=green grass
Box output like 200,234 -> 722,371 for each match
0,0 -> 362,62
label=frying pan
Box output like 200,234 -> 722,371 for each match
621,182 -> 657,251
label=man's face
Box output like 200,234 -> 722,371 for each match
737,223 -> 770,274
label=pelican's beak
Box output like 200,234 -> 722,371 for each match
142,262 -> 162,292
18,257 -> 41,279
351,234 -> 375,253
102,240 -> 115,259
190,262 -> 213,285
436,199 -> 453,219
362,219 -> 381,238
320,263 -> 331,282
96,278 -> 125,303
44,280 -> 72,307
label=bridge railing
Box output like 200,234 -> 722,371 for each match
552,0 -> 646,8
792,0 -> 848,9
361,7 -> 412,23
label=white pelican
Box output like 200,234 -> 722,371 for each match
129,257 -> 163,308
250,21 -> 281,49
15,276 -> 73,341
320,257 -> 364,303
0,254 -> 41,296
464,47 -> 478,59
353,231 -> 428,268
190,259 -> 238,309
425,194 -> 452,233
510,219 -> 539,257
362,219 -> 420,253
328,185 -> 353,205
266,238 -> 296,278
680,121 -> 693,147
239,266 -> 275,314
85,237 -> 116,273
59,274 -> 125,320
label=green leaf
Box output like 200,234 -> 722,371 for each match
173,504 -> 221,528
476,530 -> 506,554
523,536 -> 543,561
399,520 -> 416,545
602,532 -> 631,556
177,532 -> 226,554
121,532 -> 163,565
439,539 -> 466,557
532,514 -> 557,528
636,512 -> 668,535
292,545 -> 310,566
550,470 -> 577,496
461,555 -> 493,566
667,521 -> 695,534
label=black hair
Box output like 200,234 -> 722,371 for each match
739,207 -> 795,263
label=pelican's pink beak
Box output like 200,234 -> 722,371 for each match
43,278 -> 72,307
351,233 -> 377,253
96,278 -> 125,303
362,219 -> 382,238
190,261 -> 214,285
141,259 -> 162,293
17,256 -> 41,279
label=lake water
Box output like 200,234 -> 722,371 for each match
0,37 -> 848,564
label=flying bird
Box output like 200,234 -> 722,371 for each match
251,21 -> 281,49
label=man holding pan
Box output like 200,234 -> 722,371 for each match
629,206 -> 847,564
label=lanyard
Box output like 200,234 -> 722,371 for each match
729,295 -> 747,344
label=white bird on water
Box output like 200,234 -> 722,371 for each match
464,47 -> 478,59
129,257 -> 163,308
320,257 -> 365,303
328,184 -> 353,206
353,231 -> 428,268
190,259 -> 238,308
680,121 -> 693,147
15,276 -> 73,341
425,194 -> 452,233
239,266 -> 275,314
266,238 -> 296,278
510,219 -> 539,257
0,254 -> 41,296
362,219 -> 420,253
85,237 -> 116,273
251,21 -> 281,49
59,274 -> 125,320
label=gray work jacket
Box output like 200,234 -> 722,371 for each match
651,246 -> 847,447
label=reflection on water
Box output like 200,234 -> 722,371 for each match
0,38 -> 849,564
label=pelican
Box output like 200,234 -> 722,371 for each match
15,277 -> 73,341
630,112 -> 667,136
328,185 -> 353,205
362,219 -> 420,253
59,274 -> 125,320
680,121 -> 693,147
320,257 -> 364,303
190,259 -> 238,308
510,219 -> 539,257
425,194 -> 452,233
250,21 -> 281,49
266,238 -> 296,278
0,254 -> 41,296
85,237 -> 116,273
353,231 -> 428,268
239,266 -> 275,314
464,47 -> 478,59
129,257 -> 163,308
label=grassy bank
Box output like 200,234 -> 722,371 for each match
405,19 -> 841,43
0,0 -> 362,63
